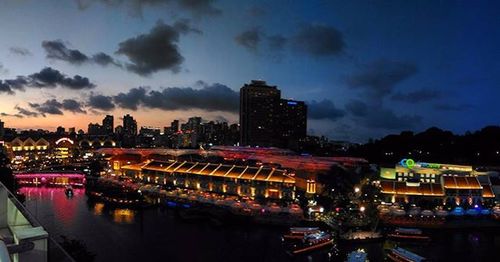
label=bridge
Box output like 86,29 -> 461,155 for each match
14,172 -> 86,187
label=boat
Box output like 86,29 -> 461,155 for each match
282,227 -> 321,240
347,249 -> 368,262
65,186 -> 73,197
387,228 -> 430,241
286,231 -> 334,255
386,247 -> 427,262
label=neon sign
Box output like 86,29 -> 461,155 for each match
400,158 -> 441,169
400,159 -> 415,169
55,137 -> 74,145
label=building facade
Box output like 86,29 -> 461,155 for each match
239,80 -> 306,149
121,160 -> 296,200
380,159 -> 495,206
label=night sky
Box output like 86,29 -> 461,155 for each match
0,0 -> 499,142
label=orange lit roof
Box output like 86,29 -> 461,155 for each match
442,176 -> 482,189
482,185 -> 495,198
381,181 -> 444,196
137,160 -> 295,184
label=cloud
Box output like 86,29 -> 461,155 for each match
0,112 -> 23,118
347,59 -> 418,96
42,40 -> 88,64
235,27 -> 262,52
248,6 -> 266,17
87,93 -> 116,111
345,99 -> 421,130
291,24 -> 345,57
363,107 -> 421,130
75,0 -> 221,18
391,88 -> 440,103
28,99 -> 86,116
267,35 -> 287,51
29,100 -> 64,115
42,40 -> 121,67
345,99 -> 368,117
61,99 -> 87,113
307,99 -> 345,121
15,106 -> 40,117
0,63 -> 7,75
116,20 -> 198,76
433,104 -> 474,111
9,47 -> 32,56
28,67 -> 95,90
113,82 -> 239,112
0,67 -> 95,94
92,52 -> 122,67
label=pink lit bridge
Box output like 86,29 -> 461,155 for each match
15,172 -> 86,187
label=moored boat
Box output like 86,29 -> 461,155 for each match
386,247 -> 427,262
285,231 -> 334,255
347,249 -> 369,262
387,228 -> 430,241
282,227 -> 321,240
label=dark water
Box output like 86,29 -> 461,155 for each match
20,187 -> 500,262
20,187 -> 334,262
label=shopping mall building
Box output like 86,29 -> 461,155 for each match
380,159 -> 495,206
121,160 -> 297,200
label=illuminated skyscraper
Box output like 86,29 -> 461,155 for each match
240,80 -> 281,147
240,80 -> 307,149
102,115 -> 114,135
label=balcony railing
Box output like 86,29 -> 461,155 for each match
0,182 -> 74,262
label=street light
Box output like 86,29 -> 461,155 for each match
360,206 -> 365,212
354,187 -> 360,193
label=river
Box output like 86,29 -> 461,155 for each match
19,187 -> 500,261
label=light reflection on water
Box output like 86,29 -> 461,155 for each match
18,187 -> 500,262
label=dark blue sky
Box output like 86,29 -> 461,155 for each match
0,0 -> 499,142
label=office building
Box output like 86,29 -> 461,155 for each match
240,80 -> 307,149
103,115 -> 114,135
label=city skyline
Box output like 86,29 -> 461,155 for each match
1,1 -> 500,142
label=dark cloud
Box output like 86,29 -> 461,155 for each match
307,99 -> 345,121
42,40 -> 121,67
62,99 -> 87,113
15,106 -> 40,117
0,63 -> 7,75
345,99 -> 421,130
42,40 -> 89,64
173,19 -> 203,34
235,27 -> 262,52
113,82 -> 239,112
292,24 -> 345,57
347,59 -> 418,96
87,93 -> 116,111
0,67 -> 95,94
267,35 -> 287,51
177,0 -> 221,17
29,100 -> 64,115
363,107 -> 421,130
116,20 -> 198,76
113,87 -> 147,110
391,89 -> 440,103
9,47 -> 32,56
248,6 -> 266,17
433,104 -> 474,111
76,0 -> 221,18
0,112 -> 23,118
28,67 -> 95,90
0,80 -> 15,94
92,52 -> 122,67
345,99 -> 368,117
28,98 -> 86,115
